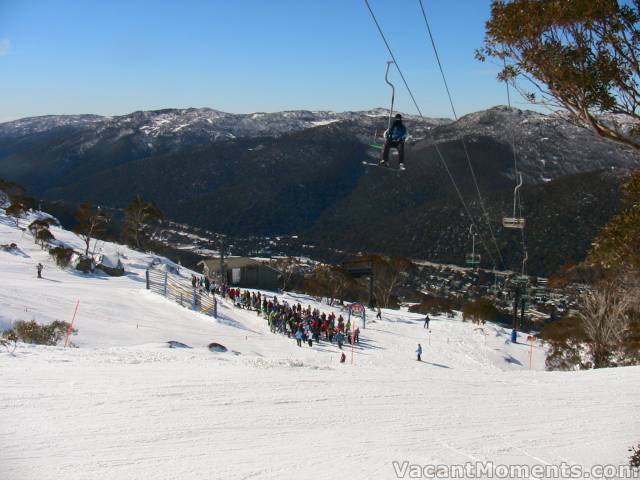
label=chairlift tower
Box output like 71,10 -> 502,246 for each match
510,251 -> 529,330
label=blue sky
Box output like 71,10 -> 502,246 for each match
0,0 -> 524,122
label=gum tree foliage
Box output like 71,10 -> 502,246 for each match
578,281 -> 632,368
48,246 -> 75,268
630,442 -> 640,467
478,0 -> 640,149
4,320 -> 71,346
6,195 -> 35,228
366,255 -> 414,309
122,195 -> 163,250
589,171 -> 640,272
304,265 -> 354,305
28,218 -> 55,248
0,179 -> 25,200
270,256 -> 300,291
1,179 -> 35,227
462,298 -> 499,325
73,203 -> 110,257
0,330 -> 18,354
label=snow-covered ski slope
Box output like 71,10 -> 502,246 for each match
1,211 -> 639,480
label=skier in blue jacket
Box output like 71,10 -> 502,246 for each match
416,343 -> 422,361
381,114 -> 408,170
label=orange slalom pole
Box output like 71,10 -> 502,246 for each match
64,300 -> 80,348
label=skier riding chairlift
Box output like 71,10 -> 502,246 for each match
366,60 -> 409,171
380,113 -> 408,170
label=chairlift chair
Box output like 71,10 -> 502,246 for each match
465,253 -> 481,266
369,60 -> 396,150
503,173 -> 525,229
465,225 -> 481,266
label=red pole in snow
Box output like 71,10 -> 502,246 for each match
527,335 -> 534,369
351,321 -> 355,365
64,300 -> 80,348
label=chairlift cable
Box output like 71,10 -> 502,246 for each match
363,0 -> 498,268
504,59 -> 528,274
504,58 -> 520,177
416,0 -> 505,269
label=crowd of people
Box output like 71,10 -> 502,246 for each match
185,273 -> 437,362
265,296 -> 360,350
189,275 -> 362,350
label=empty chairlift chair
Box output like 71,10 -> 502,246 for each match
503,173 -> 525,229
465,225 -> 481,266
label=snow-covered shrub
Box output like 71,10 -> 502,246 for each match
95,254 -> 125,276
545,340 -> 587,371
542,303 -> 640,370
49,246 -> 74,268
7,320 -> 70,346
35,229 -> 55,247
462,299 -> 499,325
409,297 -> 456,315
629,443 -> 640,468
578,283 -> 632,368
0,243 -> 18,252
1,330 -> 17,353
541,315 -> 589,370
75,255 -> 94,273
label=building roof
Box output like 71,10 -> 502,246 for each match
198,257 -> 280,275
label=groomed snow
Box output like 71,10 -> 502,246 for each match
1,210 -> 639,480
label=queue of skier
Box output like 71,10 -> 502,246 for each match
189,274 -> 431,362
220,287 -> 362,350
263,295 -> 360,349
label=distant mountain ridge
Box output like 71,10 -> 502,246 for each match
0,107 -> 448,143
0,105 -> 638,276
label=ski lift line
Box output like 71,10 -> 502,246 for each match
363,0 -> 498,268
416,0 -> 457,120
416,0 -> 505,269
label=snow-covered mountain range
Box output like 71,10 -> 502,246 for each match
1,106 -> 637,185
1,105 -> 638,275
0,107 -> 446,152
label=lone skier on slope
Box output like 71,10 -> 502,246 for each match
36,262 -> 43,279
381,113 -> 408,170
416,343 -> 422,362
423,314 -> 430,329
